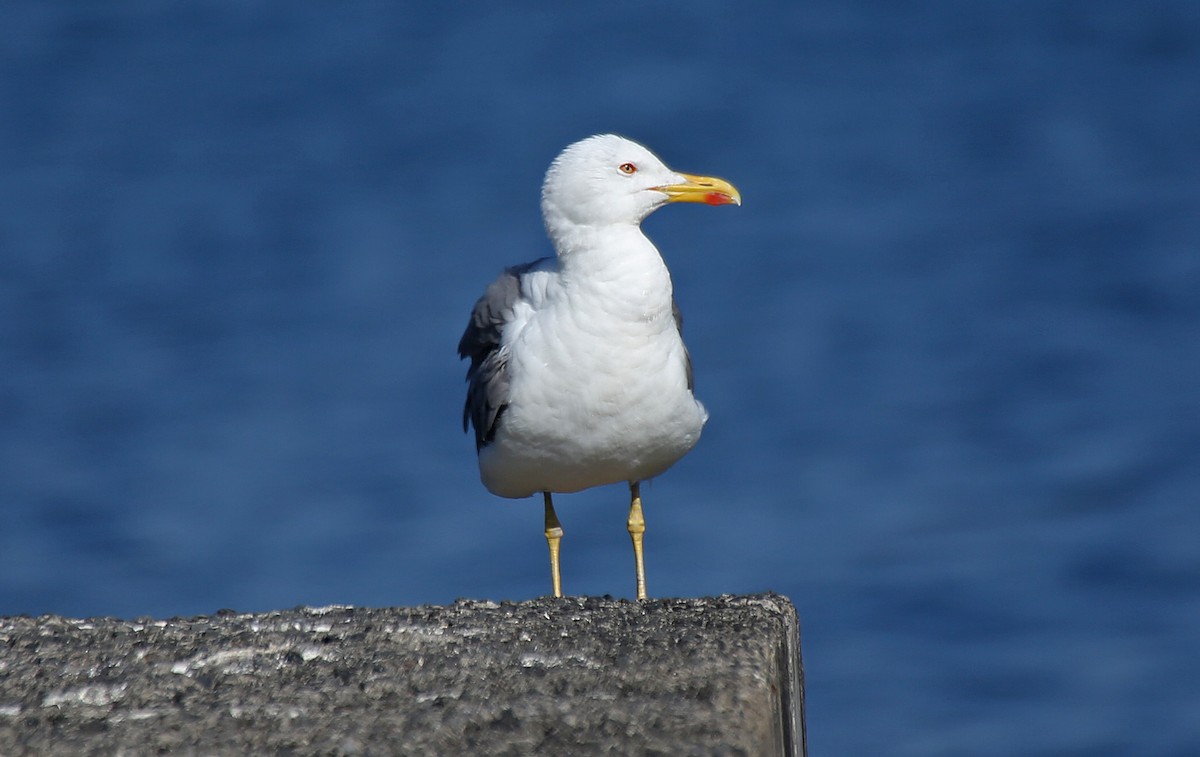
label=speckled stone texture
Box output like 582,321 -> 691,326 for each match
0,593 -> 805,756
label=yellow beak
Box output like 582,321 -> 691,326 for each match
656,172 -> 742,207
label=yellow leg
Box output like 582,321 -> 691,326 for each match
544,492 -> 564,598
627,481 -> 648,600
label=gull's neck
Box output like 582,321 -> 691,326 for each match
547,216 -> 660,268
545,217 -> 675,322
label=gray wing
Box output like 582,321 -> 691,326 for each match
672,298 -> 695,392
457,258 -> 550,451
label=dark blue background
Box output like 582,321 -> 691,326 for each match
3,2 -> 1198,754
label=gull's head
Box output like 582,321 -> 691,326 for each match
541,134 -> 740,234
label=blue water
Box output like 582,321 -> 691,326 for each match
3,2 -> 1199,754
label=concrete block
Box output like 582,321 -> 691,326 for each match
0,593 -> 805,755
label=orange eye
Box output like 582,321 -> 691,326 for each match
618,162 -> 637,175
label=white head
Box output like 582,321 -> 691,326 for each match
540,134 -> 740,239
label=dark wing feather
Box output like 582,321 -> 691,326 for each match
457,258 -> 549,450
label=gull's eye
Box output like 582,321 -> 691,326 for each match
618,162 -> 637,175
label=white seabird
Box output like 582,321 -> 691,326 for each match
458,134 -> 740,599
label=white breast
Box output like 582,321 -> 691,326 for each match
478,234 -> 707,498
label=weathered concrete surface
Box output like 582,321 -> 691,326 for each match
0,593 -> 805,756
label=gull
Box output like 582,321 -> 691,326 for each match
458,134 -> 740,599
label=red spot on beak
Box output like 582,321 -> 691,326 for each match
704,192 -> 733,206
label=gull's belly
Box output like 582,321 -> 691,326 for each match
478,316 -> 707,498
